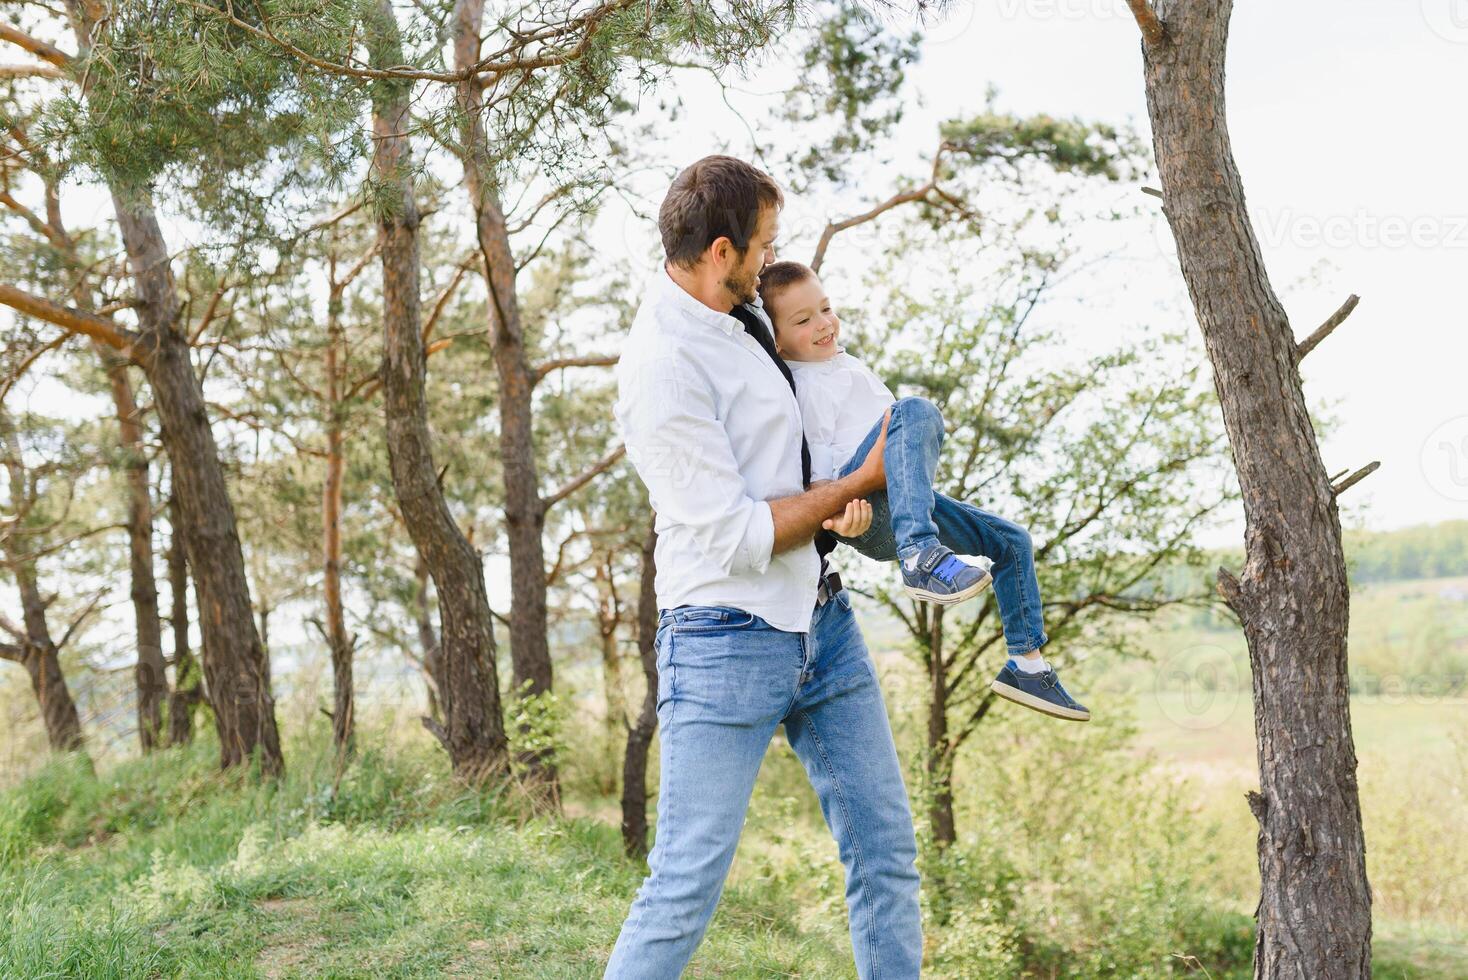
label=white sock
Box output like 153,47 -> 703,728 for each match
1013,654 -> 1049,674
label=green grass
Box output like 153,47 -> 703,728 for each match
0,732 -> 866,979
3,573 -> 1466,977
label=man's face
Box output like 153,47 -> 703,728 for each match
720,206 -> 778,306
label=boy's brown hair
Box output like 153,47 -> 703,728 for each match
756,260 -> 817,325
659,156 -> 784,269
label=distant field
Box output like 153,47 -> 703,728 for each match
1132,692 -> 1468,776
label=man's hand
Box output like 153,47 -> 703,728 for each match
853,408 -> 891,495
822,498 -> 873,537
767,407 -> 892,555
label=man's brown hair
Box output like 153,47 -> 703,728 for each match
659,155 -> 784,269
756,260 -> 817,324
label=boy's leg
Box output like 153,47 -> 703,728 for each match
782,591 -> 923,980
928,493 -> 1048,657
604,608 -> 805,979
837,396 -> 944,562
842,490 -> 1047,657
928,496 -> 1089,720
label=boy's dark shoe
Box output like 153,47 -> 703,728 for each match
991,659 -> 1090,722
900,544 -> 992,605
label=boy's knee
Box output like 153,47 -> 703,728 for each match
892,396 -> 943,430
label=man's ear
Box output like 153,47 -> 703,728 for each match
709,235 -> 734,267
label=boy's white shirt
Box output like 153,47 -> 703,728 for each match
785,349 -> 896,483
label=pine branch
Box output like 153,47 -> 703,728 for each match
1126,0 -> 1167,47
0,283 -> 144,364
532,354 -> 619,385
0,23 -> 72,67
0,63 -> 65,80
541,444 -> 626,512
1295,294 -> 1360,363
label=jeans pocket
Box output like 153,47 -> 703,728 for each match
670,605 -> 758,633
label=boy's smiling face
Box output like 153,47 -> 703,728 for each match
771,275 -> 841,362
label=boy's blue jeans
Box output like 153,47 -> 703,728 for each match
603,591 -> 922,979
836,396 -> 1049,658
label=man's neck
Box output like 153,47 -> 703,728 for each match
666,261 -> 735,313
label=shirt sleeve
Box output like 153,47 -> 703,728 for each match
616,353 -> 774,576
793,372 -> 841,483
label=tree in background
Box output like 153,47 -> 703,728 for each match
1125,1 -> 1375,972
0,405 -> 93,758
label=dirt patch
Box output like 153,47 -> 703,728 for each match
254,898 -> 328,979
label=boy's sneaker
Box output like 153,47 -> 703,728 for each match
900,544 -> 992,605
990,659 -> 1090,722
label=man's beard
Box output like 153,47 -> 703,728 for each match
722,261 -> 759,306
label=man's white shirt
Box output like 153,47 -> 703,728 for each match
614,265 -> 820,633
786,351 -> 896,484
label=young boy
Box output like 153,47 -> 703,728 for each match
757,260 -> 1090,722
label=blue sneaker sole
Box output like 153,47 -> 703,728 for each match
990,678 -> 1091,722
902,571 -> 992,606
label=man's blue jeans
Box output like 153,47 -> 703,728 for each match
603,591 -> 922,979
836,396 -> 1049,659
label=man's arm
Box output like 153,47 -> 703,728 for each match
769,409 -> 889,555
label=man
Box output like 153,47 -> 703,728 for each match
604,155 -> 923,979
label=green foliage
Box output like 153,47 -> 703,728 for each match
916,710 -> 1256,976
939,93 -> 1149,184
1345,520 -> 1468,585
506,679 -> 571,773
775,2 -> 922,192
39,0 -> 364,240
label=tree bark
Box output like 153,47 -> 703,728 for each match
621,520 -> 658,858
1136,3 -> 1372,974
923,605 -> 956,849
96,344 -> 168,752
595,557 -> 628,793
413,552 -> 444,724
165,491 -> 204,746
368,0 -> 508,783
324,266 -> 355,762
452,0 -> 560,808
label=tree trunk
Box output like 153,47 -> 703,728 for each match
0,408 -> 88,756
1137,3 -> 1372,974
413,553 -> 444,724
165,491 -> 203,746
96,345 -> 168,752
60,0 -> 283,777
324,277 -> 355,762
595,559 -> 628,794
120,208 -> 283,776
368,0 -> 508,783
924,605 -> 956,849
621,521 -> 659,858
452,0 -> 560,808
